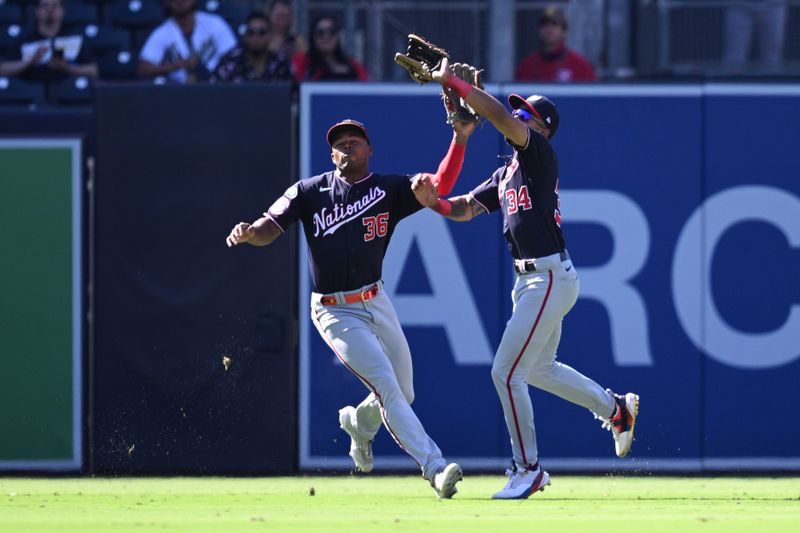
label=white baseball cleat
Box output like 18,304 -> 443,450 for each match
595,390 -> 640,457
492,462 -> 550,500
338,406 -> 374,473
432,463 -> 463,499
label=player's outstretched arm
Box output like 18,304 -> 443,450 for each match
446,195 -> 487,222
411,174 -> 485,222
432,58 -> 528,147
226,216 -> 282,247
429,118 -> 476,196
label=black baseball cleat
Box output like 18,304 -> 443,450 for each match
595,390 -> 640,457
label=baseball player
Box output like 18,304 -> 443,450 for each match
226,117 -> 475,498
410,58 -> 639,499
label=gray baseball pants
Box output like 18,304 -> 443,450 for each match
491,254 -> 616,469
311,282 -> 447,480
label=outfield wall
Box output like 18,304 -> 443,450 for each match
0,84 -> 797,475
299,83 -> 800,472
91,84 -> 298,474
0,138 -> 84,472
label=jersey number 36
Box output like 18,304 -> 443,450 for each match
362,212 -> 389,241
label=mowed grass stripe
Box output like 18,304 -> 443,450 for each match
1,476 -> 798,532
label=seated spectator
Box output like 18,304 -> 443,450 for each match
137,0 -> 237,84
0,0 -> 97,81
292,16 -> 368,82
212,12 -> 293,83
514,7 -> 596,82
264,0 -> 306,59
723,0 -> 787,73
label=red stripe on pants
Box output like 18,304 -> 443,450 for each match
505,270 -> 553,466
311,313 -> 414,463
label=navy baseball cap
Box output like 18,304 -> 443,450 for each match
326,119 -> 370,146
508,93 -> 560,139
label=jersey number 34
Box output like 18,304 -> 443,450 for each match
505,185 -> 532,215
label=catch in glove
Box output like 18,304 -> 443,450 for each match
394,34 -> 484,124
441,62 -> 483,124
394,33 -> 450,84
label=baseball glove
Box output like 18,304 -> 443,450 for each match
441,62 -> 484,124
394,34 -> 450,84
394,34 -> 484,124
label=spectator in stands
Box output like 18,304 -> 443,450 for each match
264,0 -> 306,59
212,12 -> 293,83
723,0 -> 787,72
293,15 -> 368,82
514,6 -> 596,82
0,0 -> 97,81
137,0 -> 237,84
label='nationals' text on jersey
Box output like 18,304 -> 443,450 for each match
267,171 -> 423,293
470,129 -> 565,259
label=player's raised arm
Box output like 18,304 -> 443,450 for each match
225,216 -> 282,247
427,118 -> 475,196
432,58 -> 529,148
411,174 -> 485,222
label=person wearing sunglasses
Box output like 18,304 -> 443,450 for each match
410,58 -> 639,500
212,12 -> 294,83
292,15 -> 368,82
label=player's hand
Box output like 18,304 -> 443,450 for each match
411,173 -> 439,208
452,117 -> 476,143
431,56 -> 452,85
226,222 -> 255,247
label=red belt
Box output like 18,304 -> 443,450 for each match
320,283 -> 380,306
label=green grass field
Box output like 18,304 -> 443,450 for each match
2,476 -> 798,532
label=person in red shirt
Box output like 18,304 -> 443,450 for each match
515,7 -> 596,82
292,16 -> 368,82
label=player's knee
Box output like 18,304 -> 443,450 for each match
491,363 -> 521,388
401,384 -> 415,405
490,364 -> 506,386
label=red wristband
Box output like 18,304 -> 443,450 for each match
431,198 -> 453,216
445,75 -> 473,100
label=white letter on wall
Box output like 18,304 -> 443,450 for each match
561,190 -> 653,366
383,210 -> 494,365
673,185 -> 800,369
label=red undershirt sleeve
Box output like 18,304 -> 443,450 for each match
430,141 -> 466,196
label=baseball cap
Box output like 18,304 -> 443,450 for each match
326,119 -> 370,146
538,7 -> 567,28
508,93 -> 560,139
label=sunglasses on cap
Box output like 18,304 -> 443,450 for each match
513,108 -> 546,127
512,108 -> 532,122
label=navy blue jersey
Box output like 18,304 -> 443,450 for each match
470,130 -> 565,260
267,171 -> 423,293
